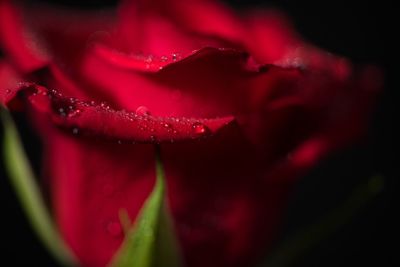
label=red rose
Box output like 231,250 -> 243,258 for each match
0,0 -> 381,267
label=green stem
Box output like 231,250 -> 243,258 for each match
1,109 -> 76,266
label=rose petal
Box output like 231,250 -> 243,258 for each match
0,0 -> 49,72
91,45 -> 251,73
46,129 -> 157,267
82,45 -> 253,117
114,0 -> 239,58
0,2 -> 382,267
6,83 -> 234,143
83,44 -> 306,120
0,60 -> 22,105
44,108 -> 291,267
244,10 -> 301,64
24,4 -> 115,70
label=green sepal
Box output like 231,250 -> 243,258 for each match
108,146 -> 182,267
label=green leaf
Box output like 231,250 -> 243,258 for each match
108,146 -> 182,267
261,175 -> 384,267
1,108 -> 76,266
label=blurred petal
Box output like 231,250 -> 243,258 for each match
0,0 -> 49,72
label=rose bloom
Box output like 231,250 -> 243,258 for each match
0,0 -> 380,267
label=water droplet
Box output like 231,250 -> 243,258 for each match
72,127 -> 79,135
106,221 -> 122,237
100,102 -> 110,110
58,108 -> 66,117
160,56 -> 168,62
135,106 -> 151,116
172,53 -> 180,61
163,123 -> 171,128
117,140 -> 122,145
192,122 -> 209,135
67,107 -> 81,118
5,89 -> 11,94
145,55 -> 153,63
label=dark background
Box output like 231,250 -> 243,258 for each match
0,0 -> 396,266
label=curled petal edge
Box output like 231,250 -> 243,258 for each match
91,45 -> 260,73
2,83 -> 235,144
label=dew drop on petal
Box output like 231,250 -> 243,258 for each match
145,55 -> 154,63
72,127 -> 79,135
135,106 -> 151,116
100,102 -> 110,110
68,108 -> 82,118
172,53 -> 181,61
58,108 -> 66,117
192,122 -> 209,135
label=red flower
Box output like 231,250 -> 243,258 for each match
0,0 -> 381,266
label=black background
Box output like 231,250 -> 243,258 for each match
0,0 -> 396,266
